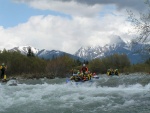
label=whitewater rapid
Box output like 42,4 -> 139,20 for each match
0,73 -> 150,113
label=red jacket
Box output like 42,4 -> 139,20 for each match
81,67 -> 88,72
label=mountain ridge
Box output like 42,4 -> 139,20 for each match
75,37 -> 150,64
4,36 -> 150,64
9,46 -> 85,61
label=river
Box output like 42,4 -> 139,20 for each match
0,73 -> 150,113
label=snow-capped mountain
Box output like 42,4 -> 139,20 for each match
9,46 -> 39,55
37,49 -> 83,60
75,36 -> 129,59
75,36 -> 150,64
5,36 -> 150,64
37,49 -> 63,59
9,46 -> 84,61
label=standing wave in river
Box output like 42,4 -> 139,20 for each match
0,73 -> 150,113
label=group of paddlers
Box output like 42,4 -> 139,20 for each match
107,68 -> 119,76
70,64 -> 97,82
69,64 -> 120,82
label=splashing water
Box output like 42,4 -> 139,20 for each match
0,73 -> 150,113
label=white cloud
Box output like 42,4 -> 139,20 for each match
0,0 -> 143,53
0,11 -> 135,54
0,26 -> 22,50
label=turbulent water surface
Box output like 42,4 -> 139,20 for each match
0,73 -> 150,113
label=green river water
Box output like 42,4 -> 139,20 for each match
0,73 -> 150,113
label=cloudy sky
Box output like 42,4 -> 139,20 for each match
0,0 -> 148,54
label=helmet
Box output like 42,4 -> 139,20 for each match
83,64 -> 86,66
2,63 -> 4,66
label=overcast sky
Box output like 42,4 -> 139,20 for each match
0,0 -> 148,54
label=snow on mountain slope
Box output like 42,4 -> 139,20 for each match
8,46 -> 84,61
9,46 -> 39,55
4,35 -> 150,64
75,36 -> 150,64
75,36 -> 129,59
37,49 -> 65,59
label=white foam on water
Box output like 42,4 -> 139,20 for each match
0,78 -> 150,113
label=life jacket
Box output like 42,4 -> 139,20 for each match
81,67 -> 88,72
107,71 -> 110,76
1,66 -> 5,72
87,74 -> 91,80
114,70 -> 119,75
83,76 -> 87,81
70,76 -> 75,80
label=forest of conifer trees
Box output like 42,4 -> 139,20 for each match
0,49 -> 149,79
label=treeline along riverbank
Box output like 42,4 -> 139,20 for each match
0,50 -> 149,79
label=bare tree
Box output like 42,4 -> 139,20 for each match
127,0 -> 150,42
127,0 -> 150,53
